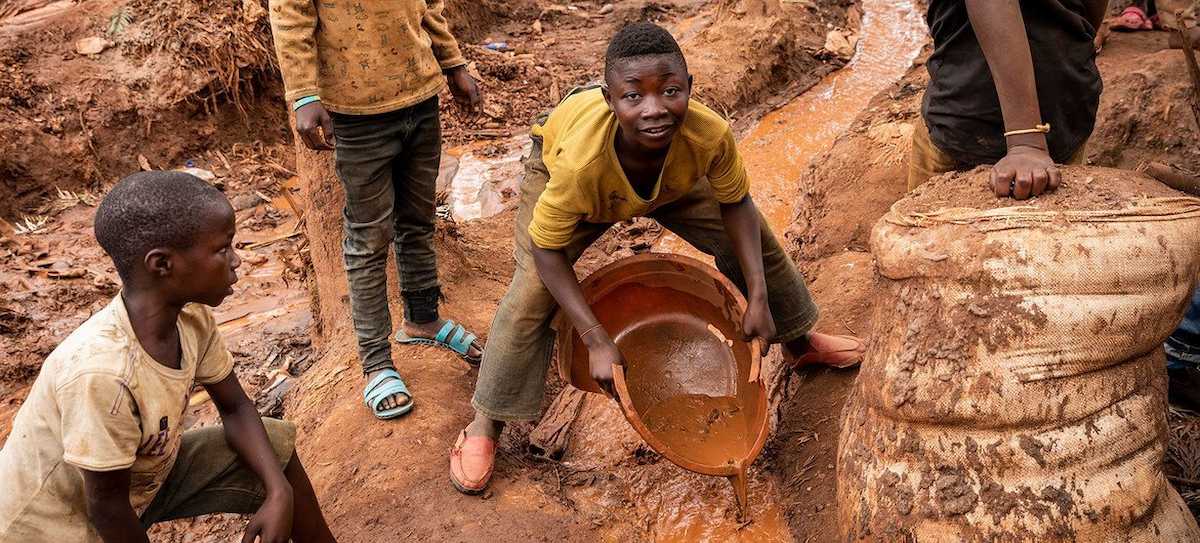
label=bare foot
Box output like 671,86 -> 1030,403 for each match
366,367 -> 410,411
403,318 -> 484,360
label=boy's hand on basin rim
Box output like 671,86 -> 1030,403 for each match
741,294 -> 776,348
584,328 -> 622,399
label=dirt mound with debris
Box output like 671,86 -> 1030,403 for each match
839,166 -> 1200,541
1089,31 -> 1200,174
682,0 -> 852,120
0,0 -> 290,221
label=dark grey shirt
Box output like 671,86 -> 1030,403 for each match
922,0 -> 1103,165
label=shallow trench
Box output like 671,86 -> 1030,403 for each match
664,0 -> 926,247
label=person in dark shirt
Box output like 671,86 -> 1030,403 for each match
908,0 -> 1108,199
1167,289 -> 1200,410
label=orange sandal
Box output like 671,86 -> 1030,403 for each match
789,334 -> 865,369
450,430 -> 495,495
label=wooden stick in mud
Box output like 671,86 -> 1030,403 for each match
1177,24 -> 1200,132
1143,162 -> 1200,196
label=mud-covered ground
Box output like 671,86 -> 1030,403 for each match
2,0 -> 1200,541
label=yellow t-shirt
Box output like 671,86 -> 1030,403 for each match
528,88 -> 749,250
0,296 -> 233,542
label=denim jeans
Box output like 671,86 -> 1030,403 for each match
470,133 -> 821,422
331,96 -> 442,374
1167,285 -> 1200,369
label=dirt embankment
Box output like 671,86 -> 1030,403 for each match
0,0 -> 293,220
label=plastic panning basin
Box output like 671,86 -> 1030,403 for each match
554,253 -> 769,516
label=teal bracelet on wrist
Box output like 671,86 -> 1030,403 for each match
292,95 -> 321,111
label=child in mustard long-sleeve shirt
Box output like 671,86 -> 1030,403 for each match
268,0 -> 485,420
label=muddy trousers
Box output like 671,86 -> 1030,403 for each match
331,96 -> 442,374
471,136 -> 821,422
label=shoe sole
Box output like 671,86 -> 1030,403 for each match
450,474 -> 487,495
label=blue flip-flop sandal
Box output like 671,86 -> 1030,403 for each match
363,368 -> 414,420
395,319 -> 482,367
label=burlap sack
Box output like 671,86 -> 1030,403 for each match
838,166 -> 1200,541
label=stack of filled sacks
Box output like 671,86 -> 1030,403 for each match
838,166 -> 1200,541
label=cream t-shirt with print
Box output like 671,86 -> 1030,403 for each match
0,295 -> 233,542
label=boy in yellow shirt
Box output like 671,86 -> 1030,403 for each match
450,23 -> 865,494
0,172 -> 335,543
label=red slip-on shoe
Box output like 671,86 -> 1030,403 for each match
450,430 -> 495,495
790,334 -> 865,369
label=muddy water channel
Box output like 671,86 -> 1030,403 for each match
661,0 -> 926,251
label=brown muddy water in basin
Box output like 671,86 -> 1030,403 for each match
557,258 -> 765,477
616,312 -> 750,469
641,394 -> 749,466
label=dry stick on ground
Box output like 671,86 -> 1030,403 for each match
1143,162 -> 1200,196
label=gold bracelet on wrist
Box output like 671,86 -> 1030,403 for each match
1004,123 -> 1051,137
579,323 -> 604,339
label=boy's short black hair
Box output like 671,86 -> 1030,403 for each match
94,171 -> 230,281
604,22 -> 687,78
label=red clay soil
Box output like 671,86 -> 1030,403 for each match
0,0 -> 293,219
3,1 -> 1197,541
1,0 -> 855,541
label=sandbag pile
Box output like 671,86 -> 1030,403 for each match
838,166 -> 1200,541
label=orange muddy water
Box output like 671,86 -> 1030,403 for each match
661,0 -> 926,252
618,316 -> 749,469
641,394 -> 749,466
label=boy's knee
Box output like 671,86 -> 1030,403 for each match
343,220 -> 393,257
261,418 -> 297,469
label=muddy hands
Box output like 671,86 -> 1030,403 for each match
445,65 -> 482,113
586,335 -> 622,398
991,145 -> 1062,200
295,101 -> 334,151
